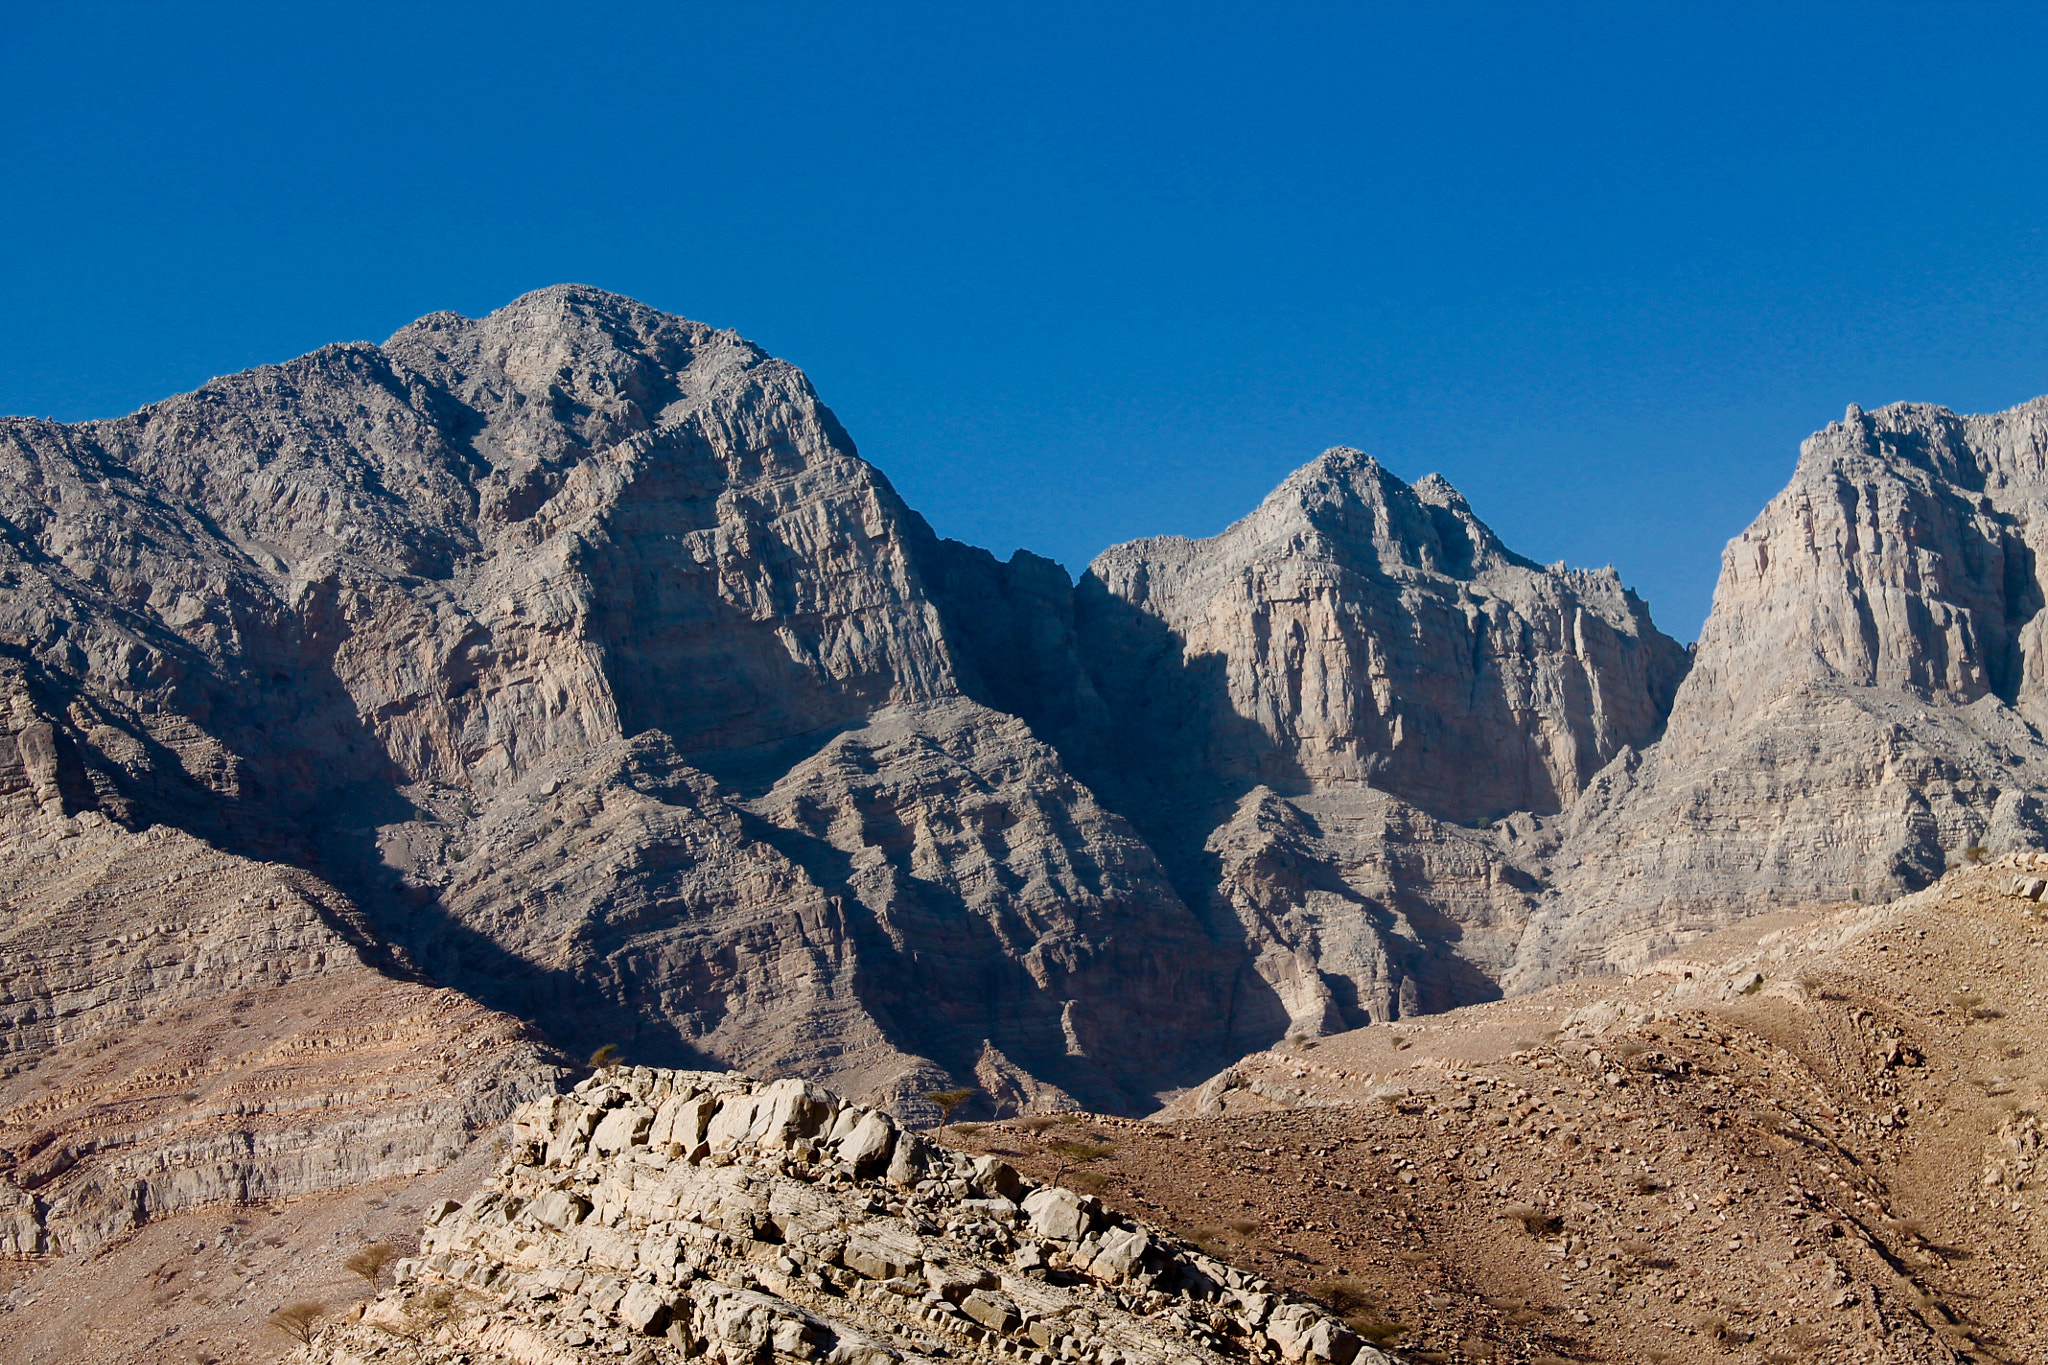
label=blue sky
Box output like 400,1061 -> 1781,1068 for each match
5,3 -> 2048,639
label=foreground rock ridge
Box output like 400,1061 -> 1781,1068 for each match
309,1065 -> 1391,1365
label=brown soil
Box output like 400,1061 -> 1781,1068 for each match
13,860 -> 2047,1364
0,1147 -> 496,1365
949,863 -> 2048,1364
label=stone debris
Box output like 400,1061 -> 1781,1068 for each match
1991,850 -> 2048,900
303,1067 -> 1391,1365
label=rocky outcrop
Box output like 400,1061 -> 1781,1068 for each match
1532,398 -> 2048,984
303,1066 -> 1388,1365
1078,453 -> 1688,822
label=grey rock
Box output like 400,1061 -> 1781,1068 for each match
836,1110 -> 897,1177
616,1281 -> 674,1334
531,1190 -> 591,1230
961,1288 -> 1021,1333
324,1066 -> 1377,1365
1020,1187 -> 1098,1244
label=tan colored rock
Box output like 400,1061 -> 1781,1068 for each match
304,1066 -> 1390,1365
1536,397 -> 2048,984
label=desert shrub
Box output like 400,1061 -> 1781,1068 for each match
924,1087 -> 976,1136
587,1043 -> 619,1069
1621,1238 -> 1673,1269
1505,1203 -> 1562,1236
344,1241 -> 397,1292
267,1302 -> 325,1346
394,1284 -> 462,1339
1352,1318 -> 1406,1346
1312,1275 -> 1374,1314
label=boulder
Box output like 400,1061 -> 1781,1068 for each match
1264,1303 -> 1320,1360
1305,1318 -> 1363,1365
617,1281 -> 675,1334
591,1105 -> 653,1155
1087,1227 -> 1154,1282
836,1111 -> 897,1177
961,1288 -> 1021,1334
529,1190 -> 590,1231
756,1077 -> 835,1149
652,1094 -> 718,1149
924,1260 -> 996,1302
545,1107 -> 599,1166
707,1094 -> 767,1152
886,1131 -> 932,1186
1021,1187 -> 1099,1244
843,1224 -> 924,1281
969,1156 -> 1023,1201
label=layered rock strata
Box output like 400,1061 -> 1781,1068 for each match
1531,397 -> 2048,984
1031,451 -> 1687,1035
305,1067 -> 1389,1365
0,691 -> 560,1258
0,286 -> 1231,1114
13,282 -> 2048,1156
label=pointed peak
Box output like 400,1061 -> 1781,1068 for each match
1412,471 -> 1471,511
1263,446 -> 1404,510
384,285 -> 735,360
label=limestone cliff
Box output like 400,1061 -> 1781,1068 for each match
1008,449 -> 1688,1039
10,284 -> 2048,1177
1532,397 -> 2048,983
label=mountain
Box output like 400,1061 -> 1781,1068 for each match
14,288 -> 2048,1363
0,288 -> 1239,1127
1536,397 -> 2048,984
10,287 -> 2048,1320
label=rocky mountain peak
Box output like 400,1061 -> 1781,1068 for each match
1170,447 -> 1525,586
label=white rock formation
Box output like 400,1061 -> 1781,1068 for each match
303,1066 -> 1387,1365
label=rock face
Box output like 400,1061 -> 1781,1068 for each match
302,1065 -> 1387,1365
0,286 -> 1237,1121
1079,454 -> 1688,822
0,664 -> 561,1258
1028,452 -> 1689,1040
1532,398 -> 2048,984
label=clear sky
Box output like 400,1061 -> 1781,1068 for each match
5,3 -> 2047,639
